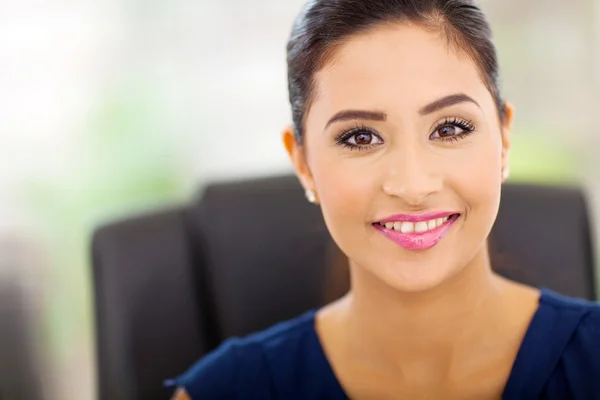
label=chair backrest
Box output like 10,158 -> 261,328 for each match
91,174 -> 596,400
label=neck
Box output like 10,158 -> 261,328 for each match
343,245 -> 510,381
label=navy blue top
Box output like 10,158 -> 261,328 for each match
165,289 -> 600,399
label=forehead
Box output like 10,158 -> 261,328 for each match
311,23 -> 493,115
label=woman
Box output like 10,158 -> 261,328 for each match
168,0 -> 600,398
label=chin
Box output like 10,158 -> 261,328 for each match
376,258 -> 461,293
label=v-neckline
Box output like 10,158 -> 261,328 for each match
308,309 -> 350,399
309,288 -> 586,399
501,288 -> 587,398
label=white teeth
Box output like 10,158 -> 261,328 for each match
414,221 -> 428,233
380,215 -> 456,233
400,222 -> 414,233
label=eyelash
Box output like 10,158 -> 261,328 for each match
434,117 -> 476,142
334,123 -> 381,152
334,117 -> 476,151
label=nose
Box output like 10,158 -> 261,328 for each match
381,146 -> 443,206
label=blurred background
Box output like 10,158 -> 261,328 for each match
1,0 -> 599,399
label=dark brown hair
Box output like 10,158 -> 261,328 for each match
286,0 -> 505,144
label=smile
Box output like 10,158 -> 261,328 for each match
372,213 -> 461,251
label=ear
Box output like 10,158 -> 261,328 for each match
501,102 -> 515,182
282,125 -> 318,202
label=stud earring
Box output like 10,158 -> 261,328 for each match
305,189 -> 317,203
502,166 -> 510,181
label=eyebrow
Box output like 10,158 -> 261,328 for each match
323,93 -> 480,130
419,93 -> 480,115
324,110 -> 387,130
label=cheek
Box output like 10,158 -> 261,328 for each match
309,152 -> 376,241
450,137 -> 503,232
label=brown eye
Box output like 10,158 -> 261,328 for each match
429,118 -> 475,142
347,131 -> 383,146
430,123 -> 467,140
356,132 -> 373,144
438,124 -> 460,137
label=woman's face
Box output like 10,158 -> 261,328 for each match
284,23 -> 513,292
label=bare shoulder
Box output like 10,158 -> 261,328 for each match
171,388 -> 191,400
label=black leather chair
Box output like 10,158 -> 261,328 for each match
91,174 -> 596,400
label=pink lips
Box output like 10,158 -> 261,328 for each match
373,212 -> 460,251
